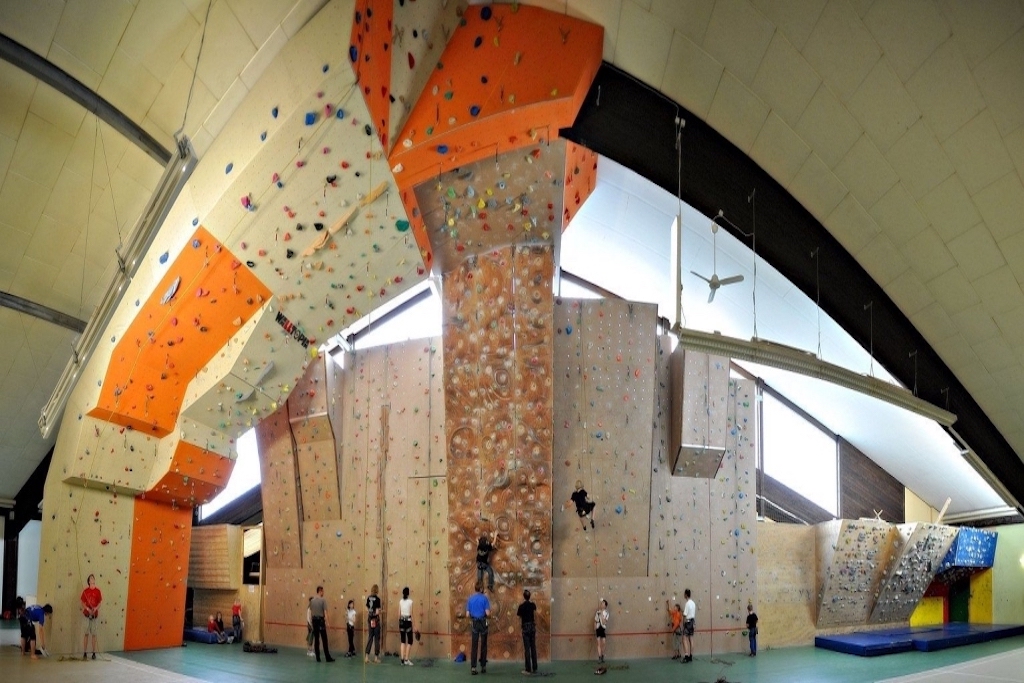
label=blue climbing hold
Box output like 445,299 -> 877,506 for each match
615,506 -> 623,514
336,108 -> 346,119
260,130 -> 267,141
474,36 -> 482,48
159,251 -> 169,264
566,325 -> 573,335
271,106 -> 278,118
192,238 -> 201,249
305,111 -> 316,125
322,63 -> 329,73
225,162 -> 233,174
192,217 -> 199,226
349,45 -> 358,63
481,6 -> 492,20
437,144 -> 449,154
470,104 -> 481,116
481,75 -> 488,84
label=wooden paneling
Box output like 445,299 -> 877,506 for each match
189,525 -> 243,590
839,437 -> 905,522
758,473 -> 834,525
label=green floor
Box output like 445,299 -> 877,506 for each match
116,636 -> 1024,683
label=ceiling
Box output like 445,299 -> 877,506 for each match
0,0 -> 1022,522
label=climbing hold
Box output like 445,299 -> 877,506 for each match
271,106 -> 278,118
481,75 -> 488,84
159,252 -> 169,264
364,123 -> 372,136
260,131 -> 267,141
336,108 -> 345,119
481,6 -> 492,20
474,36 -> 482,48
408,52 -> 415,69
286,249 -> 295,259
225,162 -> 233,174
305,111 -> 316,125
437,144 -> 449,154
395,219 -> 410,232
349,45 -> 358,63
322,63 -> 329,73
192,238 -> 201,249
470,105 -> 481,116
192,217 -> 198,226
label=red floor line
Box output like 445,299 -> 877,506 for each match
263,620 -> 743,638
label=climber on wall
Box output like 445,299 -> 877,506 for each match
476,530 -> 498,591
567,480 -> 597,531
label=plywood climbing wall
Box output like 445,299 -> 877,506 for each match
257,404 -> 303,570
815,519 -> 899,628
551,298 -> 657,578
290,356 -> 339,521
551,334 -> 757,659
756,522 -> 817,648
869,523 -> 958,624
669,346 -> 731,478
443,245 -> 554,662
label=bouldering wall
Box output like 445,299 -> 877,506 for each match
869,523 -> 957,624
443,245 -> 554,662
815,519 -> 899,628
551,332 -> 756,660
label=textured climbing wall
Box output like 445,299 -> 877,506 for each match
562,142 -> 598,229
124,499 -> 192,650
669,347 -> 731,478
756,522 -> 817,648
869,523 -> 958,624
551,299 -> 657,578
551,335 -> 756,659
260,339 -> 450,657
189,525 -> 243,591
290,356 -> 339,521
257,404 -> 303,570
815,519 -> 899,628
443,245 -> 554,662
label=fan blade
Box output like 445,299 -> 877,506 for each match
707,288 -> 715,304
690,271 -> 712,284
718,274 -> 745,286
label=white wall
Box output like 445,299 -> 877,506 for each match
992,523 -> 1024,624
17,520 -> 41,600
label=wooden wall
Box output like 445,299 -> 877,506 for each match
189,526 -> 242,591
839,437 -> 904,522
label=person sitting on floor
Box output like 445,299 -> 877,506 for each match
208,613 -> 228,643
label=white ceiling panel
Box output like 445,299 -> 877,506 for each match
701,0 -> 775,86
833,134 -> 898,210
751,0 -> 827,52
862,0 -> 949,82
748,111 -> 812,188
971,28 -> 1024,136
974,172 -> 1024,242
649,0 -> 714,46
660,31 -> 723,119
795,84 -> 862,168
119,0 -> 200,84
905,39 -> 985,143
846,58 -> 921,154
948,224 -> 1005,282
801,0 -> 882,102
942,111 -> 1016,195
884,119 -> 954,199
751,32 -> 821,128
790,153 -> 848,224
917,174 -> 982,242
614,0 -> 673,88
706,70 -> 770,153
901,228 -> 956,282
53,0 -> 135,75
822,192 -> 877,255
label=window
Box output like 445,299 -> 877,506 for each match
200,429 -> 262,520
761,392 -> 838,515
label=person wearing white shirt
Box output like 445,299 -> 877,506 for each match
345,600 -> 356,657
682,589 -> 696,663
594,599 -> 609,663
399,587 -> 415,666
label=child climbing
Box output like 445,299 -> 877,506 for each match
476,530 -> 498,591
594,598 -> 609,663
568,480 -> 597,530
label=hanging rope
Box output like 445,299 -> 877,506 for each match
174,0 -> 213,141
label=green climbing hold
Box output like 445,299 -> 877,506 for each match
396,219 -> 410,232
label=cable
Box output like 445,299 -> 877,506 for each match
175,0 -> 213,141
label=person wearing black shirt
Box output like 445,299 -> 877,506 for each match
476,531 -> 498,591
364,584 -> 382,663
517,589 -> 538,675
567,480 -> 596,530
745,603 -> 759,656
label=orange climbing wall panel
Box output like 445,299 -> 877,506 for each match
124,497 -> 192,650
90,227 -> 272,436
388,5 -> 602,257
443,245 -> 554,661
146,441 -> 235,506
563,142 -> 598,229
349,0 -> 393,150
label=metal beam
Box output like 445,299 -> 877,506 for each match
0,33 -> 171,165
0,291 -> 87,333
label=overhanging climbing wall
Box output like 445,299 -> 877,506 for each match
869,523 -> 958,624
815,519 -> 900,628
443,245 -> 554,662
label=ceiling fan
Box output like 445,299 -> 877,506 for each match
691,217 -> 744,303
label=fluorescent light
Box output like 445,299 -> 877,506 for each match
38,137 -> 198,438
672,326 -> 956,427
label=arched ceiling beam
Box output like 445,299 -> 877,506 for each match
0,33 -> 171,165
561,63 -> 1024,512
0,290 -> 86,333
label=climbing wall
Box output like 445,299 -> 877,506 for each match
289,356 -> 339,521
756,522 -> 817,648
260,339 -> 450,657
124,499 -> 193,649
257,404 -> 303,570
815,519 -> 899,628
562,142 -> 598,229
669,346 -> 731,478
189,525 -> 243,590
551,334 -> 757,659
443,245 -> 554,662
869,523 -> 958,624
551,299 -> 657,578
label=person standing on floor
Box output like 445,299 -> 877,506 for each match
682,589 -> 696,663
745,603 -> 759,657
81,574 -> 102,659
476,531 -> 498,591
667,599 -> 683,660
399,586 -> 415,666
594,598 -> 609,663
305,597 -> 314,657
231,598 -> 243,643
466,581 -> 491,675
365,584 -> 382,663
568,480 -> 597,531
517,589 -> 538,676
309,586 -> 335,662
345,599 -> 357,657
